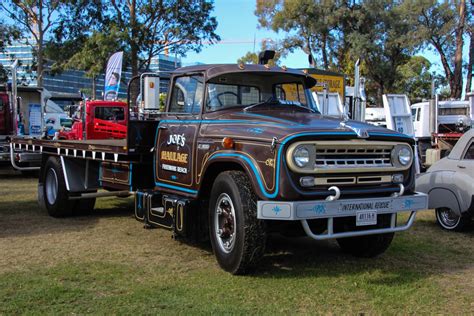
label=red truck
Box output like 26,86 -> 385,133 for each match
58,100 -> 128,140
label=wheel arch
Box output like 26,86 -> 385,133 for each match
428,187 -> 462,215
198,158 -> 266,201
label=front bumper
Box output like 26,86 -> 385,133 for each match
257,192 -> 428,240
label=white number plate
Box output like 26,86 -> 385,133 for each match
356,211 -> 377,226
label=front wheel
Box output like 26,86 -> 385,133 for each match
435,208 -> 471,232
209,171 -> 266,275
337,233 -> 394,258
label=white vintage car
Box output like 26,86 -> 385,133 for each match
416,129 -> 474,231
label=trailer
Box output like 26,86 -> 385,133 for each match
11,62 -> 428,274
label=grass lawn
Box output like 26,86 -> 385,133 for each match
1,169 -> 474,314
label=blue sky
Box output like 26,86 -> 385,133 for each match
182,0 -> 308,68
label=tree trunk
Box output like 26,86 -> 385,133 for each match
37,3 -> 44,88
465,31 -> 473,98
321,33 -> 329,69
92,76 -> 96,100
129,0 -> 139,77
452,0 -> 466,99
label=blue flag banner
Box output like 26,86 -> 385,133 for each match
104,51 -> 123,100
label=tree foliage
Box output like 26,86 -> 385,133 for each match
256,0 -> 471,102
0,1 -> 77,87
65,0 -> 221,77
401,0 -> 468,99
0,21 -> 21,84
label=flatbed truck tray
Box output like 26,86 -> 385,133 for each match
11,137 -> 132,163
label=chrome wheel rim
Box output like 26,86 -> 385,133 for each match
45,168 -> 58,205
437,208 -> 460,229
214,193 -> 236,253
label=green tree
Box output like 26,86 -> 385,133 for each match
393,56 -> 432,102
256,0 -> 341,69
401,0 -> 467,99
64,29 -> 125,99
105,0 -> 220,76
255,0 -> 419,104
0,21 -> 20,84
0,1 -> 76,87
347,1 -> 415,102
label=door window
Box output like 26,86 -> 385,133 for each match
463,142 -> 474,160
169,75 -> 204,114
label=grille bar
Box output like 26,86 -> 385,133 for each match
315,147 -> 392,169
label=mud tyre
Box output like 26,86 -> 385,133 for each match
336,233 -> 394,258
209,171 -> 266,275
336,214 -> 394,258
42,156 -> 74,217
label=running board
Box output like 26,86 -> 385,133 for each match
68,190 -> 133,200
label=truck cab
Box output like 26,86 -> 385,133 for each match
58,100 -> 128,140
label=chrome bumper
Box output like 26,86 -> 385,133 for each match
257,192 -> 428,240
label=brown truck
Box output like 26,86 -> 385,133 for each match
11,64 -> 428,274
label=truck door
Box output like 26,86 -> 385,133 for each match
155,75 -> 204,193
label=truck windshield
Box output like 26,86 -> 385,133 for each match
206,73 -> 317,112
95,107 -> 125,121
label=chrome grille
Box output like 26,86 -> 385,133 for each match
315,147 -> 392,169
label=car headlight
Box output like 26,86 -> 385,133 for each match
392,145 -> 412,167
293,146 -> 310,168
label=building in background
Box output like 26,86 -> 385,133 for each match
0,40 -> 181,100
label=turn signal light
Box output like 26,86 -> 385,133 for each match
300,176 -> 315,187
392,174 -> 404,184
222,137 -> 234,149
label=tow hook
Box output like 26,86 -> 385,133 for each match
326,186 -> 341,201
391,184 -> 405,197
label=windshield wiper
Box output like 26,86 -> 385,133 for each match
243,97 -> 279,111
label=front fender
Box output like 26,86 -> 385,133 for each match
203,153 -> 276,200
416,171 -> 462,215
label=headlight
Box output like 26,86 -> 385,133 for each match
293,146 -> 310,168
392,145 -> 412,167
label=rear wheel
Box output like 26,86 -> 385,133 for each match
42,156 -> 75,217
209,171 -> 266,274
435,208 -> 471,232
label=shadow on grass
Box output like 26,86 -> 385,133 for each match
234,229 -> 474,285
0,197 -> 134,239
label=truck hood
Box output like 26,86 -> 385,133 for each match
201,109 -> 412,143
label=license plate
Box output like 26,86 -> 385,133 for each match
356,210 -> 377,226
